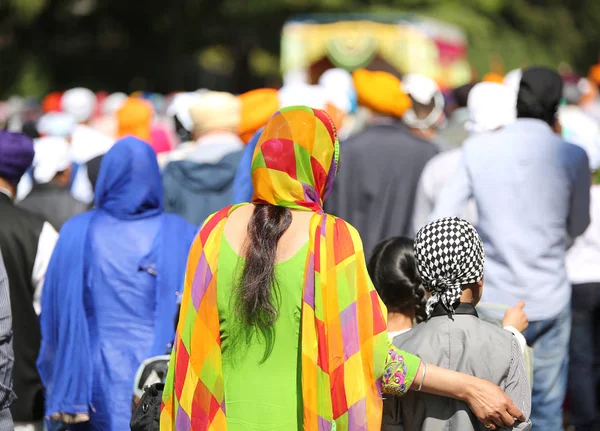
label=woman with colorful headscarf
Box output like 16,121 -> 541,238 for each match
161,106 -> 525,430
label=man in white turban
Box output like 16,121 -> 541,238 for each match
19,137 -> 89,230
61,88 -> 97,124
401,74 -> 446,144
62,88 -> 114,205
412,82 -> 517,233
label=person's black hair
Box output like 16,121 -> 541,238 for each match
86,155 -> 104,191
368,237 -> 427,323
173,115 -> 191,143
409,95 -> 436,120
517,67 -> 563,126
235,204 -> 292,361
453,83 -> 475,109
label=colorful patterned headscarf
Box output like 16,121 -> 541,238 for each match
161,106 -> 418,430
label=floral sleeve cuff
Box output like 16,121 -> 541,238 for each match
381,343 -> 422,396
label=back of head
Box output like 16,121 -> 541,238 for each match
166,92 -> 201,136
61,87 -> 97,123
414,217 -> 485,315
238,106 -> 339,358
401,74 -> 445,130
318,68 -> 357,114
517,67 -> 563,126
0,131 -> 35,186
102,92 -> 127,116
503,69 -> 522,94
368,237 -> 427,323
352,69 -> 412,119
117,97 -> 153,141
189,91 -> 241,136
278,83 -> 326,110
94,136 -> 162,219
32,137 -> 71,185
37,112 -> 76,138
467,82 -> 517,133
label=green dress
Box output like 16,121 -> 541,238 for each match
216,235 -> 421,430
217,236 -> 309,431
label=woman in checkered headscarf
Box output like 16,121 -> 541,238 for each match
414,217 -> 485,316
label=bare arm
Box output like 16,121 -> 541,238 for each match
415,362 -> 526,429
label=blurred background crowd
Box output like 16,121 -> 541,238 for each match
1,1 -> 600,431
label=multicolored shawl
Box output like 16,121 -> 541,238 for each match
161,106 -> 420,430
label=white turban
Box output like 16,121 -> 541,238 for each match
278,83 -> 327,109
189,92 -> 241,134
166,92 -> 202,132
401,74 -> 445,129
61,88 -> 97,123
318,68 -> 356,114
466,82 -> 517,133
503,69 -> 522,94
37,112 -> 76,137
33,137 -> 71,184
402,74 -> 443,105
101,92 -> 127,115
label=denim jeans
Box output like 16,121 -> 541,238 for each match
523,303 -> 571,431
567,283 -> 600,431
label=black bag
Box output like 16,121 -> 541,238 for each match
130,383 -> 164,431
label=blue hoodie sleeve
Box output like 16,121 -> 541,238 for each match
232,129 -> 262,204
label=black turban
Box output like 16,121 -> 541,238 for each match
517,67 -> 563,126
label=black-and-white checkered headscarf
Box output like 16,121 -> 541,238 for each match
414,217 -> 485,316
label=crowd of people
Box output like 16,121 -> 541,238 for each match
0,62 -> 598,431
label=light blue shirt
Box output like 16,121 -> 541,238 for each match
432,119 -> 591,321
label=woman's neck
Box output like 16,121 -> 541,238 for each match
387,311 -> 414,333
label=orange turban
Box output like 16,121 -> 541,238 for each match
589,64 -> 600,86
238,88 -> 279,143
116,97 -> 153,141
352,69 -> 411,118
482,72 -> 505,84
42,92 -> 63,113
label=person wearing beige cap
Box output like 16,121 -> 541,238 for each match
162,91 -> 244,225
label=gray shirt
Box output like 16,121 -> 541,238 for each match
383,303 -> 531,431
326,119 -> 438,257
432,119 -> 590,321
0,250 -> 15,428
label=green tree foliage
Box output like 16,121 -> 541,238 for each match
0,0 -> 599,97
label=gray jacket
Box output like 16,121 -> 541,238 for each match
383,303 -> 531,431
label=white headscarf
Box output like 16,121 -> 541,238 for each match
166,92 -> 202,132
61,88 -> 97,123
278,83 -> 327,109
33,137 -> 71,184
37,112 -> 76,138
466,82 -> 517,134
318,68 -> 356,114
401,74 -> 445,129
503,69 -> 522,94
101,92 -> 127,115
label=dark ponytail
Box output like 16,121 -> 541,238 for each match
235,204 -> 292,359
368,237 -> 427,324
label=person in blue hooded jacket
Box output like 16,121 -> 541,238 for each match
37,137 -> 196,431
162,92 -> 244,226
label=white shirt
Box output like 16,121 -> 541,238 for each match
412,148 -> 478,235
567,185 -> 600,285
